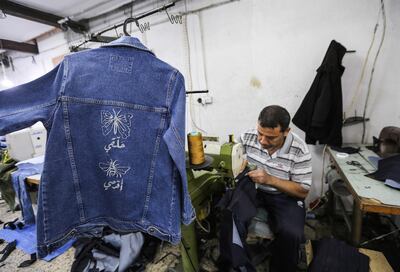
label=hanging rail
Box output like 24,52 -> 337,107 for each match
94,1 -> 175,37
71,2 -> 176,52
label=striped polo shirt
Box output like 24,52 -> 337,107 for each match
240,128 -> 312,193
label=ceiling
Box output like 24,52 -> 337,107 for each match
1,15 -> 54,42
0,0 -> 138,43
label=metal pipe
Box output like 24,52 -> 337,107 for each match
360,228 -> 400,246
336,195 -> 352,232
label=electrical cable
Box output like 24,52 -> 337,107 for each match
320,144 -> 328,199
344,5 -> 382,120
196,218 -> 211,233
362,0 -> 386,144
308,144 -> 327,211
180,238 -> 197,272
182,6 -> 207,134
198,13 -> 209,92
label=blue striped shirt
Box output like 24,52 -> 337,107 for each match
240,129 -> 312,193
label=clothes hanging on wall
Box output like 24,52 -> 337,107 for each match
0,36 -> 195,258
293,40 -> 347,146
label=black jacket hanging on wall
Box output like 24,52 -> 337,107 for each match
293,40 -> 347,146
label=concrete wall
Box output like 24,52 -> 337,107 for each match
1,0 -> 399,203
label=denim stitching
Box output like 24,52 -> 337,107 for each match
59,56 -> 69,96
101,43 -> 155,56
61,96 -> 167,113
141,116 -> 166,221
39,216 -> 177,256
0,101 -> 57,119
41,172 -> 50,243
62,101 -> 86,222
168,167 -> 178,231
43,101 -> 61,128
109,55 -> 135,74
43,57 -> 69,127
165,70 -> 178,107
172,124 -> 184,150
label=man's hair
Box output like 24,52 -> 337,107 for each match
258,105 -> 291,131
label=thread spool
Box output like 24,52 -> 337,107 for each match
187,132 -> 205,165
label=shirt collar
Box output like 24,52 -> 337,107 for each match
277,131 -> 293,156
101,36 -> 154,55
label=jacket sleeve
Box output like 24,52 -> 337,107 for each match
163,71 -> 195,225
0,61 -> 66,135
311,72 -> 332,127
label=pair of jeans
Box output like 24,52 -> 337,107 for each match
257,191 -> 305,272
11,169 -> 38,225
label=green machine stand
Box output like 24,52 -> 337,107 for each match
181,139 -> 245,272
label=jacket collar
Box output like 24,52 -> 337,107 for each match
101,36 -> 154,55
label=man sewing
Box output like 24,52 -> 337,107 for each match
240,105 -> 312,272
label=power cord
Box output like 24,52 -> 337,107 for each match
182,3 -> 207,134
362,0 -> 386,143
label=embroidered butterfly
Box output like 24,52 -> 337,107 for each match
99,159 -> 131,178
101,108 -> 133,139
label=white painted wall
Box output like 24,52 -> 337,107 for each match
1,0 -> 400,204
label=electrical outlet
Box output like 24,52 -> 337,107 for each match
197,95 -> 213,105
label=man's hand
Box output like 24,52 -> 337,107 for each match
248,169 -> 309,199
247,169 -> 274,186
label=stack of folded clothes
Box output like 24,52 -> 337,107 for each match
368,155 -> 400,190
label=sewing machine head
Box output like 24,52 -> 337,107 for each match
201,138 -> 246,178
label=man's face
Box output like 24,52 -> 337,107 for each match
257,123 -> 289,153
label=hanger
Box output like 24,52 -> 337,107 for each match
123,17 -> 140,36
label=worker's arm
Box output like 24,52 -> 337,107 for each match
247,169 -> 309,199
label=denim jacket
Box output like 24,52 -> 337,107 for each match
0,36 -> 195,257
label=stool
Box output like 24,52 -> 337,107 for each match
247,207 -> 275,241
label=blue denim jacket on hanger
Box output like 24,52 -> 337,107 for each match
0,36 -> 195,258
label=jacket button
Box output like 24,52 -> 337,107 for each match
149,227 -> 155,233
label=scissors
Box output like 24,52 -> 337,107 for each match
346,160 -> 368,172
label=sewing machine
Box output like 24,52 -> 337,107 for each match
181,137 -> 245,272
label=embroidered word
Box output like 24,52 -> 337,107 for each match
99,159 -> 131,178
104,179 -> 124,191
101,108 -> 133,139
104,137 -> 126,153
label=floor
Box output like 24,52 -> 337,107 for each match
0,199 -> 186,272
0,196 -> 398,271
0,200 -> 74,272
